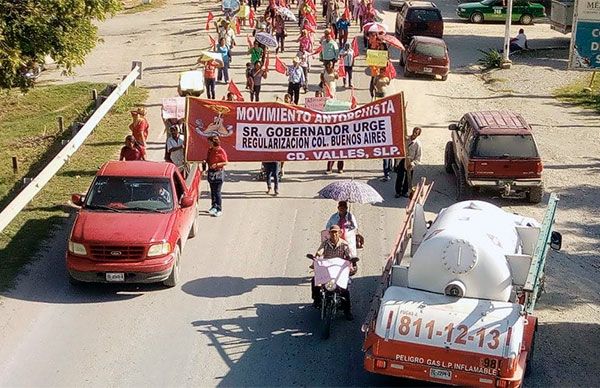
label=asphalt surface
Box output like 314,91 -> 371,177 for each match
0,0 -> 598,387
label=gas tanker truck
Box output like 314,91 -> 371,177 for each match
362,179 -> 561,387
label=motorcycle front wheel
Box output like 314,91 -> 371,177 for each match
320,299 -> 334,339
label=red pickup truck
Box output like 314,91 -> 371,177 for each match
66,161 -> 201,287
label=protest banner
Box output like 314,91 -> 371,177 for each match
304,96 -> 329,111
366,49 -> 389,67
185,93 -> 407,162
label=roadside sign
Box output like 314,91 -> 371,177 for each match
569,0 -> 600,69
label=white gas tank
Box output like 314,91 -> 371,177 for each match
408,201 -> 519,302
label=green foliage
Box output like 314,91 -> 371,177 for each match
0,83 -> 148,290
0,0 -> 121,90
477,49 -> 503,70
554,74 -> 600,113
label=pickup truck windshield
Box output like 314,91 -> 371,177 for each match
472,135 -> 539,158
85,177 -> 174,212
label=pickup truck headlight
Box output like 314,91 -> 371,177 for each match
68,241 -> 87,256
147,242 -> 172,257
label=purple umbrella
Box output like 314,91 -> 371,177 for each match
318,180 -> 383,204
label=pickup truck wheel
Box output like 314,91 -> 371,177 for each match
456,167 -> 472,200
470,12 -> 484,23
164,245 -> 181,288
441,74 -> 448,81
444,142 -> 455,173
520,14 -> 533,25
527,183 -> 544,204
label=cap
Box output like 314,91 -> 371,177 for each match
329,225 -> 341,232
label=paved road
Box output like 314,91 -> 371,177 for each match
0,0 -> 598,387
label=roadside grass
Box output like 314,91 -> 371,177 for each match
121,0 -> 167,14
0,84 -> 147,291
554,74 -> 600,113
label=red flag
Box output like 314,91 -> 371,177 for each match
235,18 -> 241,34
249,8 -> 255,28
305,11 -> 317,27
342,7 -> 350,20
312,45 -> 322,56
205,11 -> 214,30
350,88 -> 357,109
246,34 -> 254,49
338,61 -> 346,77
352,37 -> 359,58
275,56 -> 287,75
385,60 -> 397,78
208,34 -> 216,50
306,0 -> 316,10
324,83 -> 333,98
228,80 -> 245,101
264,54 -> 270,71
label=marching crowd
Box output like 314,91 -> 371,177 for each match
118,0 -> 423,217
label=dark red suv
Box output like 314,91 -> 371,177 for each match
395,1 -> 444,45
444,111 -> 544,203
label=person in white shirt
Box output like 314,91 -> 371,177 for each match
394,127 -> 422,198
510,28 -> 528,52
166,125 -> 185,174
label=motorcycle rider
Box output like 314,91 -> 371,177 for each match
311,224 -> 354,321
325,201 -> 358,258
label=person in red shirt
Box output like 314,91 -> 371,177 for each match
119,135 -> 146,161
206,136 -> 228,216
129,107 -> 149,147
201,60 -> 219,100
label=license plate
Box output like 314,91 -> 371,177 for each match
423,67 -> 433,73
430,368 -> 452,381
106,272 -> 125,282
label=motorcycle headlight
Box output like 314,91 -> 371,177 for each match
147,242 -> 171,257
68,241 -> 87,256
325,279 -> 337,291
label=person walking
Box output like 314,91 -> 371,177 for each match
298,49 -> 310,92
395,127 -> 422,198
129,107 -> 149,148
206,136 -> 228,217
263,161 -> 281,195
249,40 -> 264,64
274,14 -> 287,54
339,42 -> 354,88
286,57 -> 306,105
249,60 -> 267,101
201,59 -> 219,100
320,28 -> 339,66
320,61 -> 338,98
119,135 -> 145,161
297,29 -> 313,53
216,37 -> 232,83
336,11 -> 350,47
165,124 -> 185,174
326,160 -> 345,174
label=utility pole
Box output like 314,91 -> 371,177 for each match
501,0 -> 514,68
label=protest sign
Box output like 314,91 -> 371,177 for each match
161,97 -> 186,120
305,96 -> 329,111
185,93 -> 406,162
366,49 -> 389,67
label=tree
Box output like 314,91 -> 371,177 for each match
0,0 -> 121,90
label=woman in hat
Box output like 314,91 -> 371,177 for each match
325,201 -> 359,258
129,107 -> 149,147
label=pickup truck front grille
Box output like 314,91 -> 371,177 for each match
90,245 -> 145,260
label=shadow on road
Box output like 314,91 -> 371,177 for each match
182,275 -> 311,298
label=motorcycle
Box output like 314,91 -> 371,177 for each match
307,254 -> 359,339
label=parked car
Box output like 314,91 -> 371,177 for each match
395,1 -> 444,45
456,0 -> 546,24
444,111 -> 544,203
66,161 -> 201,287
400,36 -> 449,80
